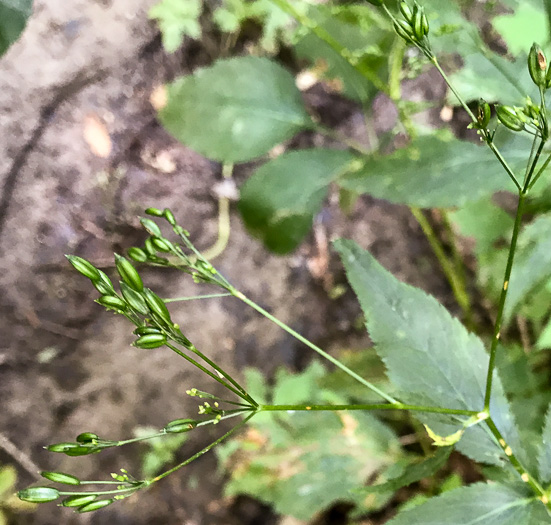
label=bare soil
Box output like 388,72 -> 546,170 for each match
0,2 -> 454,524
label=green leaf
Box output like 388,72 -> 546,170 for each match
239,149 -> 354,253
387,483 -> 550,524
359,447 -> 451,494
149,0 -> 202,52
294,5 -> 390,103
338,135 -> 526,208
538,403 -> 551,484
0,0 -> 33,56
159,56 -> 310,163
0,465 -> 16,497
218,363 -> 402,520
334,239 -> 523,467
493,3 -> 548,56
504,215 -> 551,322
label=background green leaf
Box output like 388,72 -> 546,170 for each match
239,148 -> 354,253
538,404 -> 551,484
149,0 -> 202,52
335,239 -> 523,467
0,0 -> 33,56
387,483 -> 550,524
159,56 -> 310,163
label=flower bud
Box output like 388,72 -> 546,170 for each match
393,19 -> 414,43
151,237 -> 173,253
96,295 -> 127,312
77,499 -> 114,513
18,487 -> 60,503
115,254 -> 143,292
412,6 -> 428,40
66,255 -> 100,281
142,288 -> 172,325
164,418 -> 198,433
61,495 -> 98,507
496,105 -> 525,131
134,326 -> 163,336
120,282 -> 150,316
163,208 -> 176,226
128,247 -> 148,263
133,333 -> 167,349
399,1 -> 413,21
476,99 -> 491,128
140,218 -> 162,238
76,432 -> 99,443
145,207 -> 163,217
40,471 -> 81,485
528,43 -> 547,88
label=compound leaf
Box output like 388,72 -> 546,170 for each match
335,239 -> 523,467
160,56 -> 310,163
239,149 -> 354,253
0,0 -> 32,56
387,483 -> 550,525
149,0 -> 202,52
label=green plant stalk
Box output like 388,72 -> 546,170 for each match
483,192 -> 525,412
164,293 -> 233,303
528,152 -> 551,190
267,0 -> 387,93
231,288 -> 398,404
485,417 -> 549,506
410,207 -> 472,323
150,412 -> 255,484
259,404 -> 478,417
523,139 -> 545,191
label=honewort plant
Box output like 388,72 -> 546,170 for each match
15,1 -> 551,522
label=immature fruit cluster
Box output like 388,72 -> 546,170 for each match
393,1 -> 429,45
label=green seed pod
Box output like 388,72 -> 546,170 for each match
163,208 -> 176,226
421,11 -> 429,36
120,282 -> 150,316
399,1 -> 413,21
528,43 -> 547,88
164,418 -> 198,433
76,432 -> 99,443
77,499 -> 114,513
96,295 -> 127,312
133,326 -> 163,336
134,333 -> 167,349
143,237 -> 157,257
477,99 -> 491,128
40,471 -> 81,485
142,288 -> 172,325
63,446 -> 100,457
46,442 -> 81,453
394,19 -> 414,43
496,105 -> 525,131
92,269 -> 114,295
140,218 -> 162,238
18,487 -> 60,503
115,254 -> 143,292
412,6 -> 427,40
61,495 -> 98,507
66,255 -> 100,282
127,247 -> 148,263
151,237 -> 173,253
145,207 -> 163,217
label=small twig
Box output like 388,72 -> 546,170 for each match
0,432 -> 41,479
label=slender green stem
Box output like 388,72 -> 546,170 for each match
483,192 -> 525,411
259,404 -> 478,417
58,486 -> 141,497
164,293 -> 232,303
232,288 -> 399,404
410,207 -> 472,323
528,152 -> 551,191
485,417 -> 549,505
523,139 -> 545,191
151,412 -> 254,484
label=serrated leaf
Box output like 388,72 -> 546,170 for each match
0,0 -> 32,56
159,56 -> 310,163
334,239 -> 523,467
387,483 -> 550,525
338,135 -> 528,208
359,447 -> 451,494
538,403 -> 551,484
239,149 -> 354,253
504,215 -> 551,322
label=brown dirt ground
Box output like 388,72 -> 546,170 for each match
0,2 -> 455,524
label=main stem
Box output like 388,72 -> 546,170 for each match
483,192 -> 525,411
